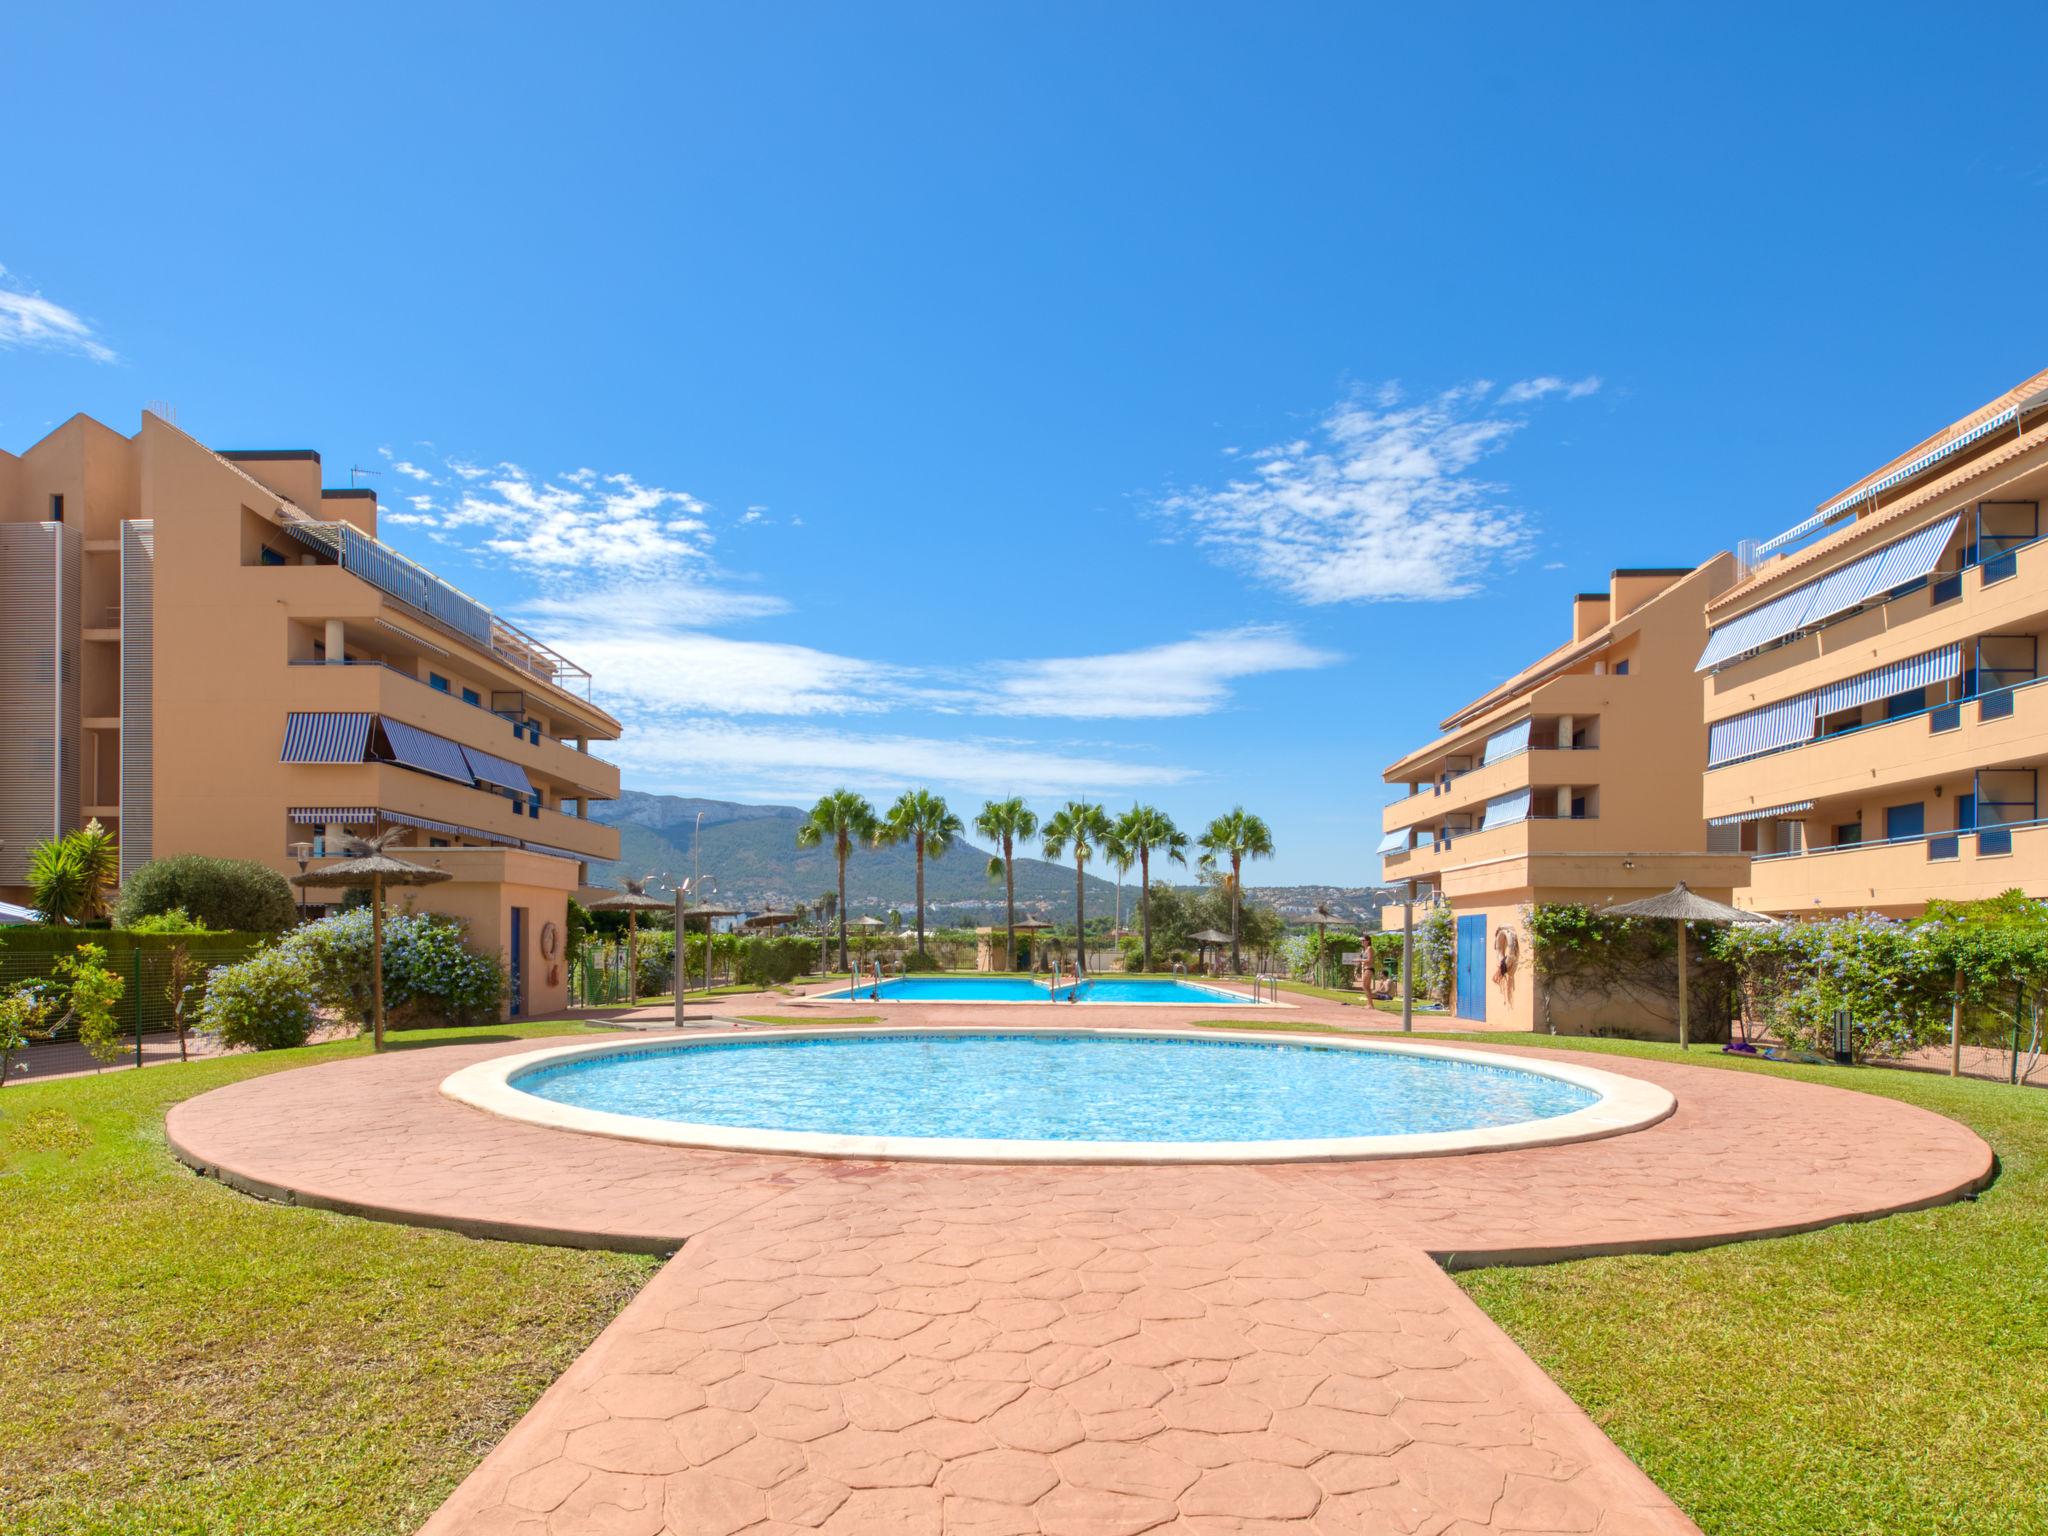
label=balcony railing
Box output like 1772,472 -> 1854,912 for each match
288,658 -> 618,770
280,518 -> 594,699
1709,671 -> 2048,773
1755,816 -> 2039,865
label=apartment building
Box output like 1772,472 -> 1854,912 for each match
0,410 -> 622,1016
1702,369 -> 2048,918
1379,558 -> 1749,1032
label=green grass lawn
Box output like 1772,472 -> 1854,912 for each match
1440,1033 -> 2047,1536
0,1025 -> 661,1536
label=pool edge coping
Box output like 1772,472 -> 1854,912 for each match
437,1025 -> 1676,1165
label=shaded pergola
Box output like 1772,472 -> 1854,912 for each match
1601,882 -> 1777,1049
292,829 -> 451,1052
587,880 -> 673,1006
1189,928 -> 1234,973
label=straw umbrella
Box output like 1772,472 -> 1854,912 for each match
1600,882 -> 1776,1049
682,905 -> 739,992
1190,928 -> 1233,975
291,828 -> 451,1052
587,879 -> 673,1005
1308,903 -> 1352,988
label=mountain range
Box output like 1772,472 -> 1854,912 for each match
585,792 -> 1400,926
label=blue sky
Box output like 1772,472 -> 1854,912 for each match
4,5 -> 2046,883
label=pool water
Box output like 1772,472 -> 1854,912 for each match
510,1032 -> 1599,1143
815,976 -> 1257,1004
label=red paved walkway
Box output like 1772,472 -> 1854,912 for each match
166,1026 -> 1992,1536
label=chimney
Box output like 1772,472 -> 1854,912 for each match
1608,566 -> 1691,620
1571,593 -> 1610,641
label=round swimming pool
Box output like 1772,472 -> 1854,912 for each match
441,1027 -> 1675,1163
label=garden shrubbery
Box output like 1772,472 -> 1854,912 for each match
199,908 -> 506,1047
115,855 -> 297,933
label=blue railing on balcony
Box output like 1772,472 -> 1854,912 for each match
287,658 -> 618,770
1709,671 -> 2047,773
1755,815 -> 2042,864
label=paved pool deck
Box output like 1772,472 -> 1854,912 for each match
165,1019 -> 1994,1536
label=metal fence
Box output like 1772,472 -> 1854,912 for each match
3,942 -> 261,1065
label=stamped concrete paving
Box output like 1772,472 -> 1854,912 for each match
166,1028 -> 1994,1535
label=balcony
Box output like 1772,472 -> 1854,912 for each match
1742,818 -> 2048,914
285,762 -> 620,863
298,842 -> 589,891
1384,747 -> 1604,833
284,660 -> 620,801
1705,674 -> 2048,820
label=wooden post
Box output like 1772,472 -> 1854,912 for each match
626,910 -> 639,1006
1951,968 -> 1964,1077
371,875 -> 386,1053
1677,920 -> 1690,1050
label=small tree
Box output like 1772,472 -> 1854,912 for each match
164,941 -> 199,1061
56,943 -> 127,1065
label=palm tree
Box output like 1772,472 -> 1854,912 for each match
1111,804 -> 1189,973
1197,806 -> 1275,973
877,789 -> 963,959
975,797 -> 1039,972
795,789 -> 879,969
26,838 -> 90,926
1040,801 -> 1112,978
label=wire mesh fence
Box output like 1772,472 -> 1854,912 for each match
2,941 -> 263,1063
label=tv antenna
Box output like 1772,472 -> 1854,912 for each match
349,465 -> 382,487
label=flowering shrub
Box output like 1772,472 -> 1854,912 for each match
0,981 -> 57,1084
201,946 -> 319,1050
278,908 -> 505,1030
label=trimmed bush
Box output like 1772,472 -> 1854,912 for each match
735,936 -> 813,987
202,947 -> 319,1050
115,855 -> 297,934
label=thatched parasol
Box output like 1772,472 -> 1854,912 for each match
587,879 -> 672,1005
1189,928 -> 1233,972
293,829 -> 452,1051
1307,902 -> 1352,987
1601,882 -> 1777,1049
743,911 -> 801,930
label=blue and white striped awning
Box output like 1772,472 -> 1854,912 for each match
1480,719 -> 1532,765
376,716 -> 475,784
1708,695 -> 1815,765
1708,799 -> 1815,827
383,809 -> 521,847
1707,643 -> 1961,766
280,712 -> 373,764
288,806 -> 378,825
1480,788 -> 1531,830
1815,408 -> 2025,523
1696,514 -> 1959,671
460,743 -> 534,795
1811,643 -> 1960,719
521,841 -> 586,861
1375,829 -> 1408,855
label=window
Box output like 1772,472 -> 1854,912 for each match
259,546 -> 287,566
1835,822 -> 1862,847
1884,687 -> 1926,720
49,493 -> 64,523
1884,803 -> 1925,842
461,687 -> 481,707
429,837 -> 450,848
429,673 -> 451,693
1569,793 -> 1589,819
1613,659 -> 1629,676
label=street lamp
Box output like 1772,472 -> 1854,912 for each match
289,841 -> 313,922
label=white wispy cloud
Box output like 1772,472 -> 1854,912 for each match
979,626 -> 1338,718
1156,379 -> 1601,603
1500,375 -> 1602,404
0,266 -> 116,363
614,719 -> 1193,799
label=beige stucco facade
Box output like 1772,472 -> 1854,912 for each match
0,411 -> 623,1018
1379,558 -> 1749,1037
1702,368 -> 2048,920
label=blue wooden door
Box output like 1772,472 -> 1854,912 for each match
1455,914 -> 1487,1021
